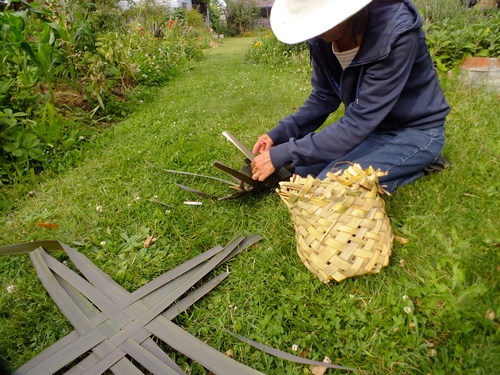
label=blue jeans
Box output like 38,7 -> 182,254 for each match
293,126 -> 445,193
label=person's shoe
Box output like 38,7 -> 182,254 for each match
424,154 -> 452,174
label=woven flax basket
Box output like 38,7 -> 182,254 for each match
478,0 -> 497,9
277,164 -> 393,283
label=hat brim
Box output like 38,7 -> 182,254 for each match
271,0 -> 372,44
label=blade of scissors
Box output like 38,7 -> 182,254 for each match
213,161 -> 261,189
174,183 -> 220,199
174,182 -> 248,200
146,160 -> 239,187
222,131 -> 255,161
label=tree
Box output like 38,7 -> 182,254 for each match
225,0 -> 257,35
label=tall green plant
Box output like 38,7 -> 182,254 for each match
72,0 -> 124,33
21,24 -> 58,102
414,0 -> 468,24
247,31 -> 309,70
226,0 -> 258,35
123,0 -> 169,34
425,14 -> 500,71
0,0 -> 214,183
0,1 -> 97,102
413,0 -> 500,71
208,1 -> 224,33
0,1 -> 94,181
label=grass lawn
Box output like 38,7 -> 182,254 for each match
0,37 -> 498,374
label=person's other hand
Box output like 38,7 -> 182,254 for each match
252,134 -> 274,155
251,151 -> 276,181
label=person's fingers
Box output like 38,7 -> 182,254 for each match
251,168 -> 261,180
253,135 -> 274,154
252,141 -> 261,155
253,141 -> 267,154
251,151 -> 274,181
261,135 -> 273,151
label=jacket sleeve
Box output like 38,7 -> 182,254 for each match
266,57 -> 341,146
269,30 -> 420,169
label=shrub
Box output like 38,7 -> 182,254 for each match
414,0 -> 469,23
225,0 -> 259,35
413,0 -> 499,71
246,32 -> 309,71
185,8 -> 207,29
423,10 -> 500,72
207,1 -> 224,34
0,2 -> 89,182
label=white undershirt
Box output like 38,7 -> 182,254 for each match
332,42 -> 360,70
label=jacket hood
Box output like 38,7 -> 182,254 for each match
359,0 -> 423,64
309,0 -> 423,65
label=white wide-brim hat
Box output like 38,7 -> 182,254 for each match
271,0 -> 373,44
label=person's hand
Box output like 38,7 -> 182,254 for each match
252,134 -> 274,155
251,151 -> 276,181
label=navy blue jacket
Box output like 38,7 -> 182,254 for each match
267,0 -> 450,169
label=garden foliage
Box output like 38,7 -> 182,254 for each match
425,12 -> 499,72
225,0 -> 259,36
248,1 -> 499,73
0,0 -> 213,183
246,32 -> 310,73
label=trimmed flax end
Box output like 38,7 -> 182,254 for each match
278,164 -> 394,283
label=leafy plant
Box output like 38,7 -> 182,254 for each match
424,12 -> 500,71
1,109 -> 43,163
226,0 -> 259,35
247,31 -> 309,73
0,0 -> 213,183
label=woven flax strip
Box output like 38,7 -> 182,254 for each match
277,164 -> 393,283
1,236 -> 264,375
478,0 -> 497,9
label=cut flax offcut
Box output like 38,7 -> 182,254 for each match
277,163 -> 393,283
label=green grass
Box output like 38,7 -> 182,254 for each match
0,37 -> 499,374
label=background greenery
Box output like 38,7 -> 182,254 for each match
0,0 -> 215,185
247,0 -> 499,73
1,0 -> 499,374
